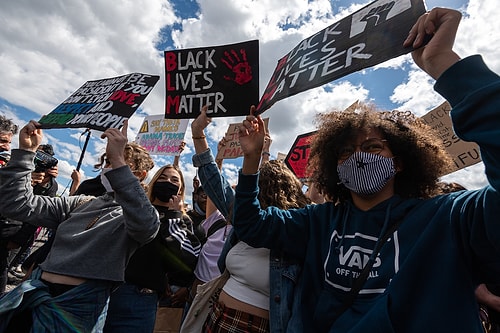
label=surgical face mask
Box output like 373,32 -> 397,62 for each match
100,168 -> 114,193
337,151 -> 396,195
152,181 -> 180,202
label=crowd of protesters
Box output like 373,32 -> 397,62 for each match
0,6 -> 500,333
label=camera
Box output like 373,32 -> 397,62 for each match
34,150 -> 58,172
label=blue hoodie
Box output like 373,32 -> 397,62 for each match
233,55 -> 500,333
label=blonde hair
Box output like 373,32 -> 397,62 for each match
147,164 -> 186,213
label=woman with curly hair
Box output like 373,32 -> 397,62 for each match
233,8 -> 500,332
308,103 -> 453,204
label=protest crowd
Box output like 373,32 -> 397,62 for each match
1,4 -> 500,333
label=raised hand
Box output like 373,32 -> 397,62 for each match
19,120 -> 43,152
101,119 -> 128,169
403,7 -> 462,79
238,106 -> 266,157
191,105 -> 211,136
239,106 -> 266,174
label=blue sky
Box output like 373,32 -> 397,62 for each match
0,0 -> 497,203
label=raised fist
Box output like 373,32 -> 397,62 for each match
361,2 -> 395,27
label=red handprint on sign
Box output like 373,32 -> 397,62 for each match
221,49 -> 253,85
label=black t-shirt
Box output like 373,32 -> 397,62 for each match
74,176 -> 106,197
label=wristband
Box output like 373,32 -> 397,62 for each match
262,152 -> 270,156
192,135 -> 206,140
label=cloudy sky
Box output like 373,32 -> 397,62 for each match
1,0 -> 498,202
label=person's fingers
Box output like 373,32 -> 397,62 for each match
413,12 -> 430,48
242,119 -> 255,132
121,119 -> 129,137
256,116 -> 266,135
238,124 -> 249,137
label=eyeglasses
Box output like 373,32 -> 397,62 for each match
337,138 -> 388,160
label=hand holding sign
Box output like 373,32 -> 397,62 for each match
238,106 -> 267,170
191,105 -> 212,137
404,7 -> 462,79
19,120 -> 43,152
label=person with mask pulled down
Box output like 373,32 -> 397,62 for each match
232,8 -> 500,332
0,119 -> 159,332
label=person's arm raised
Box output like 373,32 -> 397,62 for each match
260,133 -> 272,165
19,120 -> 43,152
404,7 -> 462,80
238,106 -> 266,175
100,120 -> 128,169
191,105 -> 211,154
173,141 -> 186,167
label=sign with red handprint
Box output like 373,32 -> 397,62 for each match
255,0 -> 426,114
164,40 -> 259,119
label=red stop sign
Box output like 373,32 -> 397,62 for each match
285,131 -> 317,181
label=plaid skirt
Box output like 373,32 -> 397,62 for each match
202,300 -> 269,333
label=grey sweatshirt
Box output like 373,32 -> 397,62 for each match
0,149 -> 159,282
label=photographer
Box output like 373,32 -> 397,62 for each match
6,144 -> 60,284
31,144 -> 59,196
0,115 -> 19,293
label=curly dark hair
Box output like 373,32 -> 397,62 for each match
307,102 -> 453,203
258,160 -> 311,209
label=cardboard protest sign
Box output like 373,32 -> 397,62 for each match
135,115 -> 189,156
164,40 -> 259,119
215,118 -> 269,160
255,0 -> 426,114
277,152 -> 287,162
38,73 -> 159,131
421,101 -> 481,173
285,131 -> 317,181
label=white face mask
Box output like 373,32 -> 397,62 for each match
100,167 -> 114,193
337,151 -> 396,195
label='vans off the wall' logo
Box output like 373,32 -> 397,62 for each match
324,229 -> 400,294
350,0 -> 412,38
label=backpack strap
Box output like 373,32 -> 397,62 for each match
329,218 -> 403,326
205,218 -> 227,239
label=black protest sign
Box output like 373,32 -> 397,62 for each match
39,73 -> 160,131
164,40 -> 259,119
255,0 -> 426,114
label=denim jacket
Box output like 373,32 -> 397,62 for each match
193,149 -> 302,333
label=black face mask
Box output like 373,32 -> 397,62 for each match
152,181 -> 180,202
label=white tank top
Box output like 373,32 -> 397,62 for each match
222,241 -> 270,310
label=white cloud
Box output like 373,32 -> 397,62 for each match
1,0 -> 497,195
